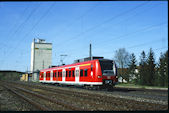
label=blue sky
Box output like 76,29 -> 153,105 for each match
0,1 -> 168,72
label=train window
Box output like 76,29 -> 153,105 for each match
60,72 -> 62,77
48,73 -> 50,78
66,71 -> 68,77
72,70 -> 75,77
55,72 -> 57,78
69,71 -> 71,77
41,73 -> 44,78
85,69 -> 88,77
80,70 -> 83,77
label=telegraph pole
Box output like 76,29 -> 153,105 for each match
60,54 -> 67,65
89,43 -> 92,60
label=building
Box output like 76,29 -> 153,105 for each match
20,72 -> 32,82
0,70 -> 24,81
117,68 -> 139,83
30,38 -> 52,82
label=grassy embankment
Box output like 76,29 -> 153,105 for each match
116,83 -> 168,90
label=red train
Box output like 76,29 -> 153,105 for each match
39,58 -> 118,89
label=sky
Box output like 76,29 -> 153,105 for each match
0,1 -> 168,72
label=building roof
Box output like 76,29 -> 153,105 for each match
0,70 -> 24,73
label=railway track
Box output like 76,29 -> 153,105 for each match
2,85 -> 50,111
1,81 -> 168,111
8,81 -> 168,102
1,82 -> 84,111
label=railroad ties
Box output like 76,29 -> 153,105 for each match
1,81 -> 168,111
1,81 -> 84,111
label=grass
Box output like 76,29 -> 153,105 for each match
116,83 -> 168,89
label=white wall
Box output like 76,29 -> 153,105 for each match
30,42 -> 52,81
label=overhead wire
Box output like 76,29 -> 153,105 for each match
6,2 -> 56,57
53,2 -> 159,55
54,1 -> 149,47
7,3 -> 41,44
1,1 -> 167,70
95,22 -> 167,49
53,22 -> 167,58
1,2 -> 56,69
51,2 -> 100,44
0,3 -> 41,69
53,1 -> 150,54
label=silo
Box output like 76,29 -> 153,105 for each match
30,38 -> 52,82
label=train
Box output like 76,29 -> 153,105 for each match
39,58 -> 118,89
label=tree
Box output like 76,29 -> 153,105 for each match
146,48 -> 156,86
156,50 -> 168,87
138,51 -> 147,85
164,50 -> 168,87
127,53 -> 137,83
114,48 -> 130,83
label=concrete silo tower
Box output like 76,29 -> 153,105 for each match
30,38 -> 52,82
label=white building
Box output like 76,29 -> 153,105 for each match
30,38 -> 52,82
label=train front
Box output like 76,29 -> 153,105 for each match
99,59 -> 118,88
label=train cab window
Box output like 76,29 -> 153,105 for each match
91,64 -> 93,71
84,69 -> 88,77
80,70 -> 83,77
69,71 -> 71,77
72,70 -> 75,77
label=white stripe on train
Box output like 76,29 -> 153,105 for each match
39,80 -> 102,85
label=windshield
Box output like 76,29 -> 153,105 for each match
103,70 -> 114,76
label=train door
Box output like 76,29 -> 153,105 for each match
75,66 -> 80,83
62,68 -> 66,82
53,70 -> 57,81
46,71 -> 50,81
56,70 -> 58,81
50,71 -> 53,81
44,72 -> 46,81
39,72 -> 44,81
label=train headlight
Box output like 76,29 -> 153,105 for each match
98,75 -> 102,78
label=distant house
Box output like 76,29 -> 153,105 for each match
117,67 -> 139,83
117,68 -> 128,83
20,72 -> 32,82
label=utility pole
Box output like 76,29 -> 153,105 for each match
60,54 -> 67,65
42,60 -> 44,69
89,43 -> 92,60
33,38 -> 35,81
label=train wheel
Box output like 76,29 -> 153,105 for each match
107,86 -> 114,91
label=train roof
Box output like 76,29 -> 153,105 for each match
40,59 -> 99,72
41,58 -> 114,72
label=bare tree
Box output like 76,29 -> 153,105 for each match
114,48 -> 130,83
